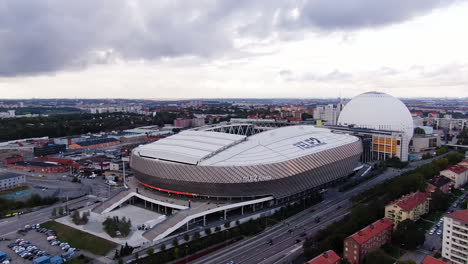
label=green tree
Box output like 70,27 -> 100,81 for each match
363,249 -> 394,264
172,238 -> 179,247
414,127 -> 426,134
205,228 -> 212,235
224,221 -> 231,228
215,226 -> 221,232
193,232 -> 201,240
392,220 -> 425,250
160,244 -> 166,251
58,207 -> 64,216
51,208 -> 56,217
71,210 -> 81,225
431,189 -> 451,212
146,247 -> 154,256
183,233 -> 190,241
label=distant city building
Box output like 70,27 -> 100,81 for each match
411,134 -> 440,153
442,210 -> 468,263
173,118 -> 192,128
385,192 -> 429,227
0,172 -> 26,191
440,165 -> 468,189
3,155 -> 24,164
313,100 -> 344,126
6,161 -> 69,174
343,218 -> 393,264
426,176 -> 452,195
191,118 -> 205,127
33,144 -> 66,157
68,138 -> 120,150
336,92 -> 414,161
306,250 -> 341,264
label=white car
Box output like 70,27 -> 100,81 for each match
437,230 -> 442,235
429,230 -> 435,235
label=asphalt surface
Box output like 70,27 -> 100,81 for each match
191,157 -> 447,264
0,196 -> 101,237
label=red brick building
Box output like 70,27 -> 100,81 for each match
307,250 -> 341,264
343,218 -> 393,264
6,161 -> 68,174
4,155 -> 24,164
426,176 -> 452,195
421,256 -> 446,264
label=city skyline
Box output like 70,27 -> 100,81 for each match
0,0 -> 467,99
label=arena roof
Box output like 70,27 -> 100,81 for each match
136,130 -> 246,165
136,125 -> 359,166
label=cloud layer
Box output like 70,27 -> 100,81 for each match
0,0 -> 462,76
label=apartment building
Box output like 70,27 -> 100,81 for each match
343,218 -> 393,264
440,165 -> 468,189
385,192 -> 430,227
307,250 -> 341,264
442,210 -> 468,264
0,172 -> 26,191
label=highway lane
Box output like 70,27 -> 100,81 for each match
192,156 -> 446,264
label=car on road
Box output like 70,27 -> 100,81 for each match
429,229 -> 435,235
437,230 -> 442,236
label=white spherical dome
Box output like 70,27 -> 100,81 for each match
338,92 -> 414,139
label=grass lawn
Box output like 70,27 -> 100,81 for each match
66,255 -> 93,264
0,186 -> 28,195
42,221 -> 117,256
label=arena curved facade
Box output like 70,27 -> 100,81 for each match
130,124 -> 362,199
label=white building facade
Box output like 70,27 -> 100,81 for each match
442,210 -> 468,264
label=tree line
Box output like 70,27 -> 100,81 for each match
0,112 -> 179,141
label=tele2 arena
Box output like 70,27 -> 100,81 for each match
131,123 -> 363,199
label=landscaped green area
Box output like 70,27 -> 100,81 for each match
0,186 -> 28,195
42,221 -> 117,256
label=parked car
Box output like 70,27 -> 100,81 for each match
429,229 -> 435,235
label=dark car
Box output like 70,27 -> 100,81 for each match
295,239 -> 301,243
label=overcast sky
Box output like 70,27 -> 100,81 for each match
0,0 -> 467,99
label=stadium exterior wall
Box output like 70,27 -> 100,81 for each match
131,140 -> 362,199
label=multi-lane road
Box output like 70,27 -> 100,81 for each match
192,156 -> 446,264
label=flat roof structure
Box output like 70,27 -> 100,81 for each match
0,172 -> 23,180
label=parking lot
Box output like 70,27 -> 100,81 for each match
0,225 -> 73,263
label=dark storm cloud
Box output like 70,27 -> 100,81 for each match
0,0 -> 462,76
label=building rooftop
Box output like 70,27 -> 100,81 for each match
428,176 -> 452,188
388,192 -> 428,212
135,125 -> 359,166
13,161 -> 63,167
306,250 -> 341,264
446,165 -> 467,175
348,218 -> 393,245
76,137 -> 119,147
446,209 -> 468,225
422,256 -> 446,264
0,172 -> 23,180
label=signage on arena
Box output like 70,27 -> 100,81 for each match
293,137 -> 326,150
